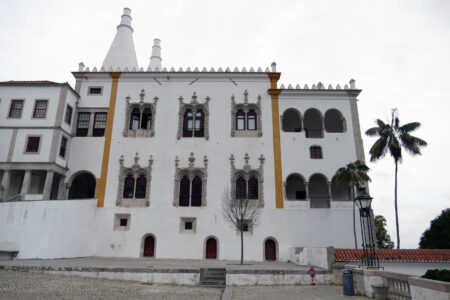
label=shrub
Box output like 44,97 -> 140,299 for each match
421,269 -> 450,282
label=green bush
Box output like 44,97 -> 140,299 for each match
421,269 -> 450,282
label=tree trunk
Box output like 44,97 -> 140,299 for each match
240,228 -> 244,264
394,160 -> 400,249
351,185 -> 357,249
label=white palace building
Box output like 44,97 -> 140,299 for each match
0,8 -> 366,261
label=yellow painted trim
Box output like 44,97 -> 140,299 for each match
267,73 -> 283,209
96,72 -> 121,207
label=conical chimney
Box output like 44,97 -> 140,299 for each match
101,8 -> 139,70
148,39 -> 162,71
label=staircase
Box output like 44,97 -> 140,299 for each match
199,268 -> 226,287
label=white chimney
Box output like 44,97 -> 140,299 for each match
148,39 -> 162,71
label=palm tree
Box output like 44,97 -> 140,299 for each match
365,109 -> 427,249
334,160 -> 371,249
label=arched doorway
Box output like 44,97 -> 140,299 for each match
264,238 -> 277,261
205,237 -> 217,259
143,235 -> 155,257
68,172 -> 96,199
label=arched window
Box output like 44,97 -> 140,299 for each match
194,110 -> 205,137
304,109 -> 323,138
236,176 -> 246,199
236,110 -> 245,130
248,177 -> 259,199
135,175 -> 147,198
123,175 -> 135,198
68,172 -> 96,199
191,176 -> 202,206
247,110 -> 257,130
325,109 -> 345,133
309,174 -> 330,208
179,176 -> 190,206
310,146 -> 323,159
282,109 -> 301,132
129,107 -> 140,130
141,108 -> 152,130
285,174 -> 306,200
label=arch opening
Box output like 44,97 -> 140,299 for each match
286,174 -> 306,200
68,172 -> 96,199
282,109 -> 301,132
304,109 -> 323,138
309,174 -> 330,208
264,238 -> 277,261
205,237 -> 218,259
325,109 -> 345,133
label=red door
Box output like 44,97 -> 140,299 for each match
143,236 -> 154,257
206,238 -> 217,259
265,239 -> 276,261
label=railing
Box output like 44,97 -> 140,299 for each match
305,129 -> 324,138
310,197 -> 330,208
383,272 -> 411,300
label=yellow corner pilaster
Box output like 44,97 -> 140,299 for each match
96,72 -> 121,207
267,73 -> 284,209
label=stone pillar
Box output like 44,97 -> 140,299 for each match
304,181 -> 310,200
1,170 -> 11,201
327,181 -> 333,200
21,170 -> 32,195
42,170 -> 54,200
65,183 -> 71,200
321,117 -> 326,137
56,176 -> 66,200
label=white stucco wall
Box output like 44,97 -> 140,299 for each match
0,200 -> 97,259
381,262 -> 450,276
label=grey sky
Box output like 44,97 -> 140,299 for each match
1,0 -> 449,248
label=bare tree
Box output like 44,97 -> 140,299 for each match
221,188 -> 261,265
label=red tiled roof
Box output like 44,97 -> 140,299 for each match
335,248 -> 450,263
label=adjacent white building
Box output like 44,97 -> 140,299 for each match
0,8 -> 367,261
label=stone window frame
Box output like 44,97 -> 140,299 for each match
24,135 -> 42,154
123,89 -> 158,138
116,152 -> 153,207
180,217 -> 197,234
229,153 -> 265,207
8,99 -> 24,119
173,152 -> 208,207
177,92 -> 210,140
231,90 -> 262,138
114,213 -> 131,231
88,86 -> 103,96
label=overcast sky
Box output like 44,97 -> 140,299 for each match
1,0 -> 448,249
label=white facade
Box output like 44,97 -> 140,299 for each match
0,8 -> 367,261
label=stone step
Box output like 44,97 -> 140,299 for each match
199,268 -> 226,287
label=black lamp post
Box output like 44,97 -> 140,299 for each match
355,187 -> 379,268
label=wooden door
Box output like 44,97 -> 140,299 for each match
143,236 -> 154,257
265,239 -> 276,261
206,238 -> 217,259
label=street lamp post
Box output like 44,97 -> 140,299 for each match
355,187 -> 379,268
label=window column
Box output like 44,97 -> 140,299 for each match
1,170 -> 11,201
42,170 -> 54,200
304,181 -> 310,200
327,181 -> 332,200
21,170 -> 32,195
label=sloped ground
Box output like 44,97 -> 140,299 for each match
0,270 -> 222,300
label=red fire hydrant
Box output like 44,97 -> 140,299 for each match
309,266 -> 316,286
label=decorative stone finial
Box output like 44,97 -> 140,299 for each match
244,90 -> 248,104
244,153 -> 250,166
175,156 -> 179,168
134,152 -> 139,164
78,62 -> 85,72
189,152 -> 195,167
271,62 -> 277,72
192,92 -> 197,103
140,89 -> 145,102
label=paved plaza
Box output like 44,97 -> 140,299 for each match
0,270 -> 368,300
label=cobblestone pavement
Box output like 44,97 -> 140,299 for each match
0,270 -> 368,300
233,285 -> 368,300
0,270 -> 222,300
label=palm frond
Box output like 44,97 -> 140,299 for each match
398,122 -> 421,133
369,137 -> 389,162
399,133 -> 427,156
365,127 -> 380,137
